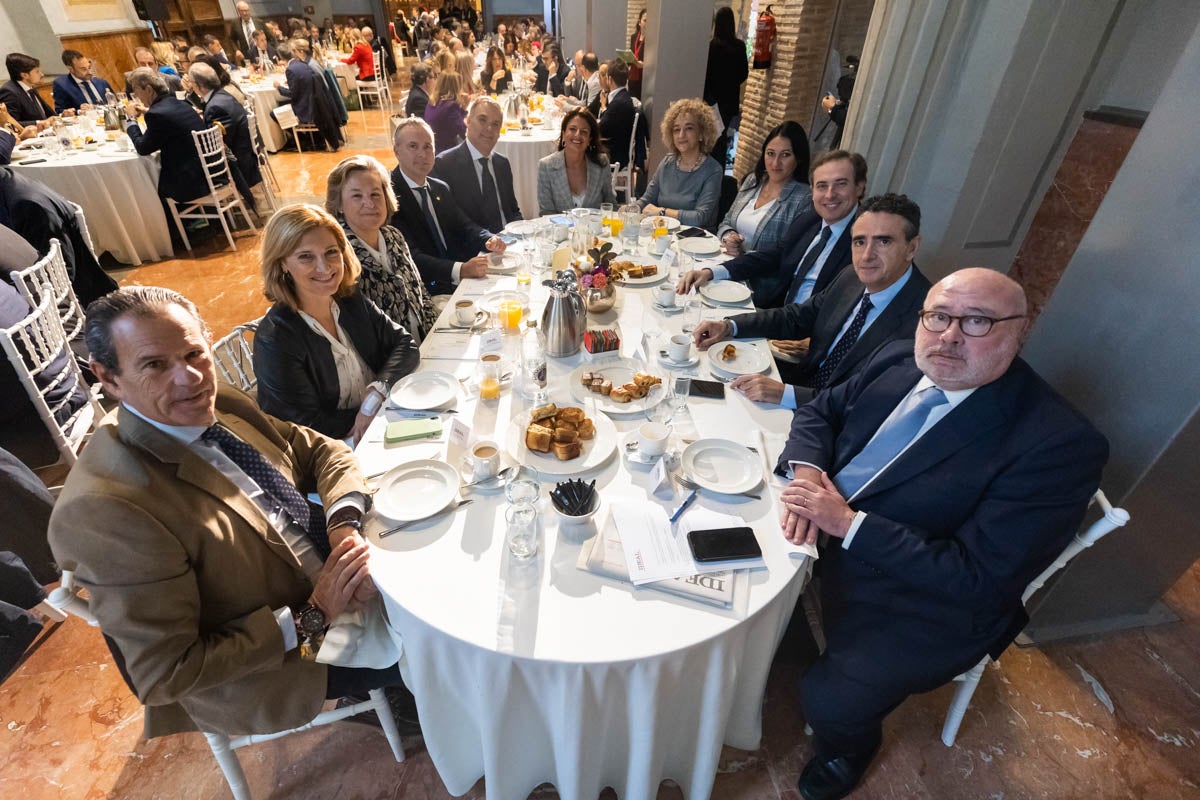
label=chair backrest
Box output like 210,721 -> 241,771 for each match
0,292 -> 102,465
243,105 -> 265,154
192,126 -> 235,198
7,239 -> 86,343
212,318 -> 262,393
1021,489 -> 1130,605
372,48 -> 386,87
69,201 -> 98,260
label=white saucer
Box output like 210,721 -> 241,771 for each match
651,302 -> 684,314
658,349 -> 700,368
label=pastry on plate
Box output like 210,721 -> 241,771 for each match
721,343 -> 737,361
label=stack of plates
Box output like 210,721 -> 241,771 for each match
705,341 -> 772,381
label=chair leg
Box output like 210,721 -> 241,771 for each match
204,732 -> 253,800
368,688 -> 406,763
295,130 -> 303,153
168,200 -> 192,251
941,658 -> 988,746
216,208 -> 237,252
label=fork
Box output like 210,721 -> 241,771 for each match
674,472 -> 761,500
378,499 -> 475,537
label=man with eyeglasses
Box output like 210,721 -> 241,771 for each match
775,268 -> 1108,800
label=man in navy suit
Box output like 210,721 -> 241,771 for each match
123,69 -> 209,204
598,59 -> 640,169
0,54 -> 53,127
188,62 -> 261,210
776,268 -> 1108,799
691,194 -> 930,409
405,64 -> 433,119
389,117 -> 506,295
431,97 -> 522,233
275,41 -> 341,152
51,50 -> 113,114
679,149 -> 867,309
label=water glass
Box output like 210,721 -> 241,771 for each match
505,465 -> 540,505
681,290 -> 702,334
670,373 -> 691,413
506,503 -> 538,559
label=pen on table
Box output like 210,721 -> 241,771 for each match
669,489 -> 698,523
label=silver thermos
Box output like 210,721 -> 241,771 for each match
540,271 -> 586,357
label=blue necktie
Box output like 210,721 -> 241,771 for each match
833,386 -> 949,499
416,186 -> 448,256
786,225 -> 832,304
201,424 -> 330,559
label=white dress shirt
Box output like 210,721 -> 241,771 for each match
399,168 -> 465,283
297,301 -> 374,411
465,138 -> 509,227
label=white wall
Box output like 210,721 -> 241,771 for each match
1101,0 -> 1200,111
0,2 -> 63,66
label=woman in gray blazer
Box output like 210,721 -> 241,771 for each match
718,121 -> 814,255
537,108 -> 616,215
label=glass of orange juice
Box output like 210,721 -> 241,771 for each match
478,354 -> 502,400
499,300 -> 523,330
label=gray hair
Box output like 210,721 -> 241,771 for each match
467,95 -> 503,118
392,115 -> 435,146
86,287 -> 209,374
127,67 -> 169,97
276,42 -> 294,61
187,62 -> 221,92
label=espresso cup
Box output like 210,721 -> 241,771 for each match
465,440 -> 501,481
667,334 -> 692,362
655,284 -> 676,307
454,299 -> 477,325
638,422 -> 670,457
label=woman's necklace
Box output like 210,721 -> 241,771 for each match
677,153 -> 703,172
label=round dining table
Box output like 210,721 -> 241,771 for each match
9,142 -> 172,266
492,126 -> 559,219
356,235 -> 811,800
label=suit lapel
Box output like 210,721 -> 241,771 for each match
118,407 -> 304,573
828,268 -> 926,384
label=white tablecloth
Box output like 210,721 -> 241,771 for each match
10,145 -> 172,266
242,82 -> 287,153
359,247 -> 810,800
493,127 -> 559,220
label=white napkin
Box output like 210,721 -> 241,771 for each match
316,593 -> 404,669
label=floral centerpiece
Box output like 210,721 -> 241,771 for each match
576,241 -> 616,313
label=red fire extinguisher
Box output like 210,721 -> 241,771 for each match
753,6 -> 776,70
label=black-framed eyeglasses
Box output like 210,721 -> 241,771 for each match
918,310 -> 1026,338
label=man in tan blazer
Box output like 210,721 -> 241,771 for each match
49,286 -> 403,739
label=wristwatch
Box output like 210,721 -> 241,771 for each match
658,208 -> 666,216
325,504 -> 364,532
293,602 -> 328,662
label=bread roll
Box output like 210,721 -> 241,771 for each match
558,406 -> 586,423
577,418 -> 596,440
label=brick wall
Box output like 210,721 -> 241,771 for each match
733,0 -> 840,180
626,0 -> 646,42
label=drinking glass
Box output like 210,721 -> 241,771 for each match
670,373 -> 691,415
600,202 -> 614,234
506,503 -> 538,559
681,290 -> 702,334
645,384 -> 674,426
505,465 -> 540,505
570,226 -> 590,262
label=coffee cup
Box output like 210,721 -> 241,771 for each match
638,422 -> 670,457
465,440 -> 501,481
454,299 -> 477,325
667,334 -> 692,363
655,284 -> 676,308
649,234 -> 670,256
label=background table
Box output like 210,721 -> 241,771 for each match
359,243 -> 810,800
492,127 -> 559,219
10,145 -> 172,266
242,82 -> 287,153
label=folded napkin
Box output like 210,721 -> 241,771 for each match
317,593 -> 404,669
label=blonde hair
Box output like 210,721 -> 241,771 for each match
325,155 -> 398,218
261,204 -> 361,311
433,49 -> 455,78
660,98 -> 719,158
454,51 -> 478,94
432,71 -> 462,106
150,41 -> 177,69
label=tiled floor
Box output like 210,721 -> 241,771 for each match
3,100 -> 1199,800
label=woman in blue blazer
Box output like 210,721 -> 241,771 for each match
717,121 -> 814,255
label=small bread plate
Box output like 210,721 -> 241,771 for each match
504,407 -> 618,477
487,253 -> 525,274
479,289 -> 528,315
651,301 -> 684,314
389,370 -> 459,410
569,358 -> 667,416
681,439 -> 762,495
658,349 -> 700,369
652,216 -> 682,231
504,219 -> 540,237
706,341 -> 772,377
699,280 -> 753,307
674,236 -> 722,257
373,459 -> 461,522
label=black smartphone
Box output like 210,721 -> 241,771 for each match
687,527 -> 763,562
688,378 -> 726,399
676,226 -> 708,239
20,157 -> 47,165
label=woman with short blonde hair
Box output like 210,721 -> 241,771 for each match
638,98 -> 724,229
253,204 -> 420,441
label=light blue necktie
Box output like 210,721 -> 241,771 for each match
833,386 -> 949,499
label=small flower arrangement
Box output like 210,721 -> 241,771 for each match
576,241 -> 616,290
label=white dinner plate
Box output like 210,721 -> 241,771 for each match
675,236 -> 722,257
487,254 -> 524,274
569,359 -> 667,416
617,266 -> 668,286
652,216 -> 682,231
389,371 -> 459,410
504,408 -> 617,476
479,289 -> 527,314
504,220 -> 539,237
705,341 -> 772,377
681,439 -> 763,494
700,281 -> 753,306
373,459 -> 461,522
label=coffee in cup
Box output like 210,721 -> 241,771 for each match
667,334 -> 692,363
655,284 -> 676,307
466,440 -> 501,480
638,422 -> 670,457
454,299 -> 477,325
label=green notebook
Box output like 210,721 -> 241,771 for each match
384,418 -> 443,443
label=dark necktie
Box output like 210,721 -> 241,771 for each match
786,225 -> 833,304
28,89 -> 46,120
416,186 -> 448,256
833,386 -> 949,499
201,424 -> 330,560
477,156 -> 503,232
813,293 -> 873,389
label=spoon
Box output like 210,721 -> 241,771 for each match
461,464 -> 517,490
